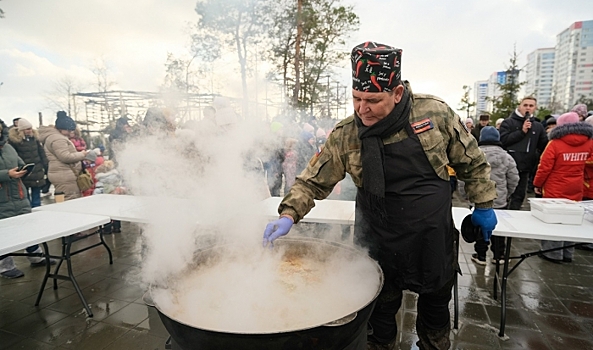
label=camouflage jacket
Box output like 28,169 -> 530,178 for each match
279,88 -> 496,223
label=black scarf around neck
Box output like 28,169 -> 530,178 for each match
354,87 -> 412,218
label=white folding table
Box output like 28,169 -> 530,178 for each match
33,194 -> 156,223
261,196 -> 356,225
262,196 -> 470,230
491,209 -> 593,337
0,211 -> 111,317
33,194 -> 200,224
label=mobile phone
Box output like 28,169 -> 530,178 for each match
17,163 -> 35,175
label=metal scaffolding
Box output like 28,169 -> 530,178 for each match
72,90 -> 219,133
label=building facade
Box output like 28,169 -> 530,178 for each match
473,80 -> 489,114
552,20 -> 593,112
472,71 -> 512,114
525,48 -> 555,107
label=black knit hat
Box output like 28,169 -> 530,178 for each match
116,117 -> 130,127
55,111 -> 76,131
351,42 -> 402,92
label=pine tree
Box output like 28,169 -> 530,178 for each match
575,95 -> 593,111
458,85 -> 475,119
488,47 -> 525,121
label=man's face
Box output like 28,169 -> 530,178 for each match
23,128 -> 33,136
352,85 -> 404,127
479,119 -> 489,127
518,99 -> 537,117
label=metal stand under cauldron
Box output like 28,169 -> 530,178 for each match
164,336 -> 179,349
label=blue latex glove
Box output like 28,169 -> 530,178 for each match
471,208 -> 497,242
263,216 -> 294,247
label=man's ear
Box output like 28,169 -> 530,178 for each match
393,85 -> 405,104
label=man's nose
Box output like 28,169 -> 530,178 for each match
358,101 -> 369,113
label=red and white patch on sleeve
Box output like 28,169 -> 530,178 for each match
410,118 -> 434,134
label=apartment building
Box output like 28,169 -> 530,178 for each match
552,20 -> 593,111
524,48 -> 555,107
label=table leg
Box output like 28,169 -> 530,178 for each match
453,272 -> 459,330
65,237 -> 93,317
99,227 -> 113,264
53,239 -> 67,290
498,237 -> 512,337
493,237 -> 503,301
34,242 -> 52,306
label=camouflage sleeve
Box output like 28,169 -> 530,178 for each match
445,107 -> 496,207
278,132 -> 347,223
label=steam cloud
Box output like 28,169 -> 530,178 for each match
116,101 -> 380,331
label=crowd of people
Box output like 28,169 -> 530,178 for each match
463,100 -> 593,265
1,57 -> 592,349
0,101 -> 341,279
0,112 -> 128,278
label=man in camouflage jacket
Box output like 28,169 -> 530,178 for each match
263,42 -> 497,350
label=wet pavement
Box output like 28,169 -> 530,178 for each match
1,193 -> 593,349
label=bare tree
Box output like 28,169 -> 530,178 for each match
91,57 -> 117,125
265,0 -> 359,116
195,0 -> 269,118
44,76 -> 86,119
163,30 -> 221,121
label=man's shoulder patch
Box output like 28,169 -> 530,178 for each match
410,118 -> 434,134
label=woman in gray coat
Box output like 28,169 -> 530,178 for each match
0,120 -> 52,279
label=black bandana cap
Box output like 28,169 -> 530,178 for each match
351,42 -> 402,92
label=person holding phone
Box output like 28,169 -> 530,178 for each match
0,119 -> 54,279
8,118 -> 48,208
499,97 -> 548,210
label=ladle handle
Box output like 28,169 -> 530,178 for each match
142,291 -> 155,307
322,312 -> 357,327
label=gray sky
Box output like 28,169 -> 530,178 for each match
1,0 -> 592,125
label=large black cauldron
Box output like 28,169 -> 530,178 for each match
146,237 -> 383,350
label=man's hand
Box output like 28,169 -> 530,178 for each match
522,119 -> 532,133
263,216 -> 294,248
471,208 -> 497,242
534,187 -> 542,195
8,167 -> 27,179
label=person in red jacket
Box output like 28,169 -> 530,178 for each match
584,116 -> 593,201
578,116 -> 593,251
534,112 -> 593,262
69,127 -> 87,152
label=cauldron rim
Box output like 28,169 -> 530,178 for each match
148,236 -> 384,335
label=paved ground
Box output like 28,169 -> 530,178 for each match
1,193 -> 593,349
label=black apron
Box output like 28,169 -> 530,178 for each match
355,123 -> 454,294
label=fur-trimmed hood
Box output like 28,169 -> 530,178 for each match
8,127 -> 40,144
549,122 -> 593,141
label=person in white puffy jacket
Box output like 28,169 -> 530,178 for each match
460,126 -> 519,265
